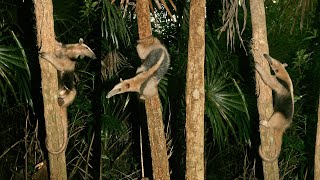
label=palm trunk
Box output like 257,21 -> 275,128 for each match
185,0 -> 205,178
136,0 -> 170,179
249,0 -> 280,179
33,0 -> 67,179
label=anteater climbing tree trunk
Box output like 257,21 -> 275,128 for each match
250,0 -> 280,179
33,0 -> 68,179
136,0 -> 170,179
185,0 -> 205,179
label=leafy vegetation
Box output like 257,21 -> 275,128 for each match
0,0 -> 319,179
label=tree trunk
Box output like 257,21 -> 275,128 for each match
250,0 -> 280,179
33,0 -> 68,179
315,96 -> 320,179
136,0 -> 170,179
144,96 -> 170,180
185,0 -> 205,179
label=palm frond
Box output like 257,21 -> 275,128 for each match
0,30 -> 31,106
102,94 -> 131,136
101,47 -> 131,81
266,0 -> 315,34
158,72 -> 169,99
219,0 -> 247,52
11,31 -> 32,105
101,95 -> 139,179
205,32 -> 250,148
101,0 -> 131,48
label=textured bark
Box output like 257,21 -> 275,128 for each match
250,0 -> 279,179
33,0 -> 67,179
136,0 -> 152,40
185,0 -> 205,179
315,96 -> 320,179
136,0 -> 170,179
145,95 -> 170,180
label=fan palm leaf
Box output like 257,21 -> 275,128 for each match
205,32 -> 250,147
101,0 -> 131,48
0,30 -> 31,106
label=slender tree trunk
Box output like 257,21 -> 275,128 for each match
315,96 -> 320,179
136,0 -> 170,179
185,0 -> 205,178
33,0 -> 67,179
250,0 -> 279,179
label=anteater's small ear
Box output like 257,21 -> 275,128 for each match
283,63 -> 288,68
79,38 -> 84,44
120,78 -> 123,82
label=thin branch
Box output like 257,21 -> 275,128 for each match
0,140 -> 23,159
140,127 -> 146,178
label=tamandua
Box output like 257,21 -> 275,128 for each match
136,37 -> 170,79
41,38 -> 96,107
255,54 -> 294,162
40,38 -> 96,154
107,51 -> 165,99
107,37 -> 170,99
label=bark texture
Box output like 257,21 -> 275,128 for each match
145,95 -> 170,180
136,0 -> 170,179
250,0 -> 279,179
315,96 -> 320,179
33,0 -> 67,179
185,0 -> 205,179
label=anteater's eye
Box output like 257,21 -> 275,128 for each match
118,88 -> 122,91
126,84 -> 130,88
274,69 -> 279,73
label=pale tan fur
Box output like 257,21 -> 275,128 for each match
258,112 -> 288,162
55,38 -> 96,60
136,38 -> 162,60
40,38 -> 96,107
41,53 -> 76,72
106,52 -> 165,98
41,38 -> 96,72
41,38 -> 96,154
47,88 -> 76,154
140,78 -> 158,99
58,89 -> 77,108
256,54 -> 294,162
